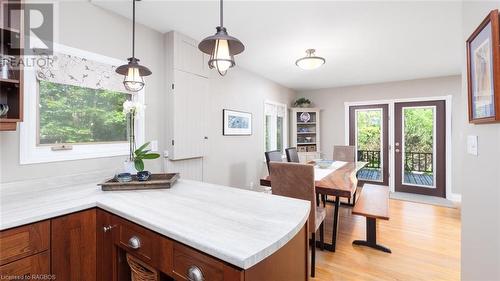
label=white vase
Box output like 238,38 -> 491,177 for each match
123,160 -> 138,175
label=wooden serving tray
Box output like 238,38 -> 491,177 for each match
99,173 -> 179,191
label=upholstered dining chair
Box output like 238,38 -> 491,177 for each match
265,150 -> 283,173
285,147 -> 300,163
269,162 -> 325,278
333,145 -> 359,205
333,145 -> 356,162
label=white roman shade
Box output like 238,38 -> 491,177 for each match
35,51 -> 128,93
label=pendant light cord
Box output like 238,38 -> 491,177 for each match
220,0 -> 223,27
132,0 -> 136,58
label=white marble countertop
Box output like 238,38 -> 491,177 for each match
0,179 -> 310,269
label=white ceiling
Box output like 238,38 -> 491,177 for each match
92,1 -> 463,91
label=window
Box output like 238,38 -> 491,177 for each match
264,101 -> 287,153
20,44 -> 144,164
39,81 -> 130,145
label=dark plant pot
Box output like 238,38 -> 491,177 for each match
137,171 -> 151,181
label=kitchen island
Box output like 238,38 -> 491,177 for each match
0,179 -> 310,281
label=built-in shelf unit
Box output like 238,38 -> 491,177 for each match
290,107 -> 321,163
0,1 -> 24,131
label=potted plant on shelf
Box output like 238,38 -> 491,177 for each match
293,97 -> 312,108
123,101 -> 160,180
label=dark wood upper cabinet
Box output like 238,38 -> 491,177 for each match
0,0 -> 24,131
51,209 -> 97,281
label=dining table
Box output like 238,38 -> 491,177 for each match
260,160 -> 368,252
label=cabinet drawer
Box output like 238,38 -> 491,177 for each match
172,243 -> 225,281
0,221 -> 50,265
0,251 -> 50,281
113,215 -> 173,274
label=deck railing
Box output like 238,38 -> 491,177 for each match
357,150 -> 381,168
357,150 -> 433,173
404,152 -> 433,173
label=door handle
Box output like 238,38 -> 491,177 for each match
395,149 -> 400,153
395,142 -> 400,147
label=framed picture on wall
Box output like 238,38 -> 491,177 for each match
223,109 -> 252,136
466,9 -> 500,124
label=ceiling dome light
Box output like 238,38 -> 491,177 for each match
295,49 -> 326,70
116,0 -> 152,92
198,0 -> 245,76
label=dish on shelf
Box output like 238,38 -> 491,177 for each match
0,104 -> 9,118
299,112 -> 311,122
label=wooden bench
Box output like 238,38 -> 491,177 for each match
351,185 -> 391,253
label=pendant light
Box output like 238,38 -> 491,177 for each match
198,0 -> 245,76
116,0 -> 151,92
295,49 -> 326,70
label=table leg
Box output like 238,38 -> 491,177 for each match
331,196 -> 340,251
352,217 -> 391,253
314,195 -> 342,252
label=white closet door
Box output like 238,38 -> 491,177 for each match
171,69 -> 208,160
174,34 -> 208,77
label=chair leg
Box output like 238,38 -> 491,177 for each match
316,193 -> 320,206
311,232 -> 316,278
319,222 -> 325,251
322,194 -> 326,207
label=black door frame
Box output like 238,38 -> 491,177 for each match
349,104 -> 389,186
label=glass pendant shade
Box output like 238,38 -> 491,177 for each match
198,0 -> 245,76
295,49 -> 326,70
116,0 -> 152,92
209,38 -> 234,75
124,66 -> 144,92
116,57 -> 151,92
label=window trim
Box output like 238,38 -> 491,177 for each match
263,100 -> 288,156
20,43 -> 145,164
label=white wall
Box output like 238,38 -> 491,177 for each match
460,2 -> 500,280
0,2 -> 165,183
203,68 -> 294,188
0,2 -> 295,188
297,75 -> 462,194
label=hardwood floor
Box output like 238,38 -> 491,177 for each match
314,197 -> 461,281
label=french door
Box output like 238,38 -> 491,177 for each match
394,101 -> 446,197
349,104 -> 389,186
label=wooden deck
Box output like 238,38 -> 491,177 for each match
358,168 -> 434,186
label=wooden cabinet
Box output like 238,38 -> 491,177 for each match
51,209 -> 96,281
0,221 -> 49,265
0,221 -> 50,280
0,0 -> 24,131
0,252 -> 50,281
2,208 -> 307,281
111,213 -> 173,274
96,209 -> 114,281
164,31 -> 209,161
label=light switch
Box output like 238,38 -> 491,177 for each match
150,140 -> 158,152
467,135 -> 478,156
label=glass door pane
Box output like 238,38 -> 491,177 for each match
402,106 -> 436,188
355,108 -> 383,182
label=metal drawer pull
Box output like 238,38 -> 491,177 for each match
127,236 -> 141,249
187,265 -> 204,281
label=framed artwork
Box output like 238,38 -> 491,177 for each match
223,109 -> 252,135
466,9 -> 500,124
